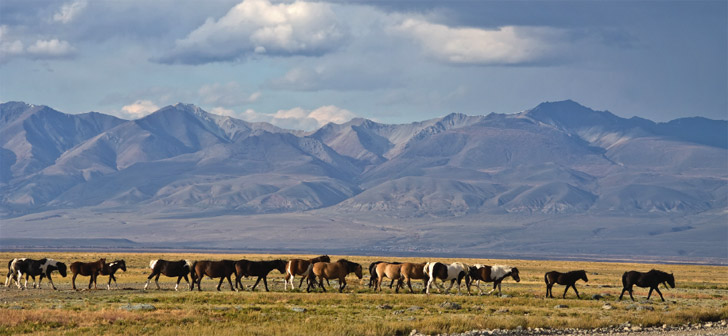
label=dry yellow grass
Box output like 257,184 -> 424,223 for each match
1,252 -> 726,335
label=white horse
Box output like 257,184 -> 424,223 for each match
424,262 -> 469,294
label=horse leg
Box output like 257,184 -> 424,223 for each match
48,274 -> 57,290
654,287 -> 665,302
339,277 -> 346,293
389,278 -> 395,289
144,272 -> 154,290
573,285 -> 580,299
263,276 -> 270,292
445,279 -> 455,294
72,273 -> 78,290
252,276 -> 263,291
216,277 -> 224,291
227,275 -> 235,291
89,275 -> 95,290
183,275 -> 190,290
618,287 -> 626,300
546,283 -> 551,298
647,287 -> 653,300
38,274 -> 44,289
376,274 -> 384,291
156,274 -> 163,290
175,276 -> 183,291
563,285 -> 570,299
107,275 -> 113,290
298,274 -> 306,289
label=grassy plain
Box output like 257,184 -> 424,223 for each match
0,252 -> 726,335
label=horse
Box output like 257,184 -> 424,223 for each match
234,259 -> 287,291
375,262 -> 404,293
145,259 -> 193,291
100,260 -> 126,290
190,260 -> 237,291
544,270 -> 588,299
400,262 -> 429,293
619,269 -> 675,302
306,259 -> 363,293
467,264 -> 520,295
424,262 -> 469,294
284,255 -> 330,290
5,258 -> 67,290
70,259 -> 109,290
368,261 -> 402,289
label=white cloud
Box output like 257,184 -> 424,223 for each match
236,105 -> 356,130
396,18 -> 565,65
210,107 -> 236,117
53,0 -> 88,24
26,39 -> 75,58
198,82 -> 261,107
121,100 -> 159,118
157,0 -> 346,64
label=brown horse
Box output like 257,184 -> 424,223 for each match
375,262 -> 404,293
544,270 -> 588,299
400,262 -> 428,293
306,259 -> 363,293
70,258 -> 109,290
190,260 -> 237,291
284,255 -> 330,290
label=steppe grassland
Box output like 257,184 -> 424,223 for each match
0,252 -> 726,335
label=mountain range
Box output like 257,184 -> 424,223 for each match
1,100 -> 726,261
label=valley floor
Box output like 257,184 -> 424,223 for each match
0,252 -> 726,335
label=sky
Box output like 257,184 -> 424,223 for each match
0,0 -> 726,130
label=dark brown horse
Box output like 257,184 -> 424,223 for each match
234,259 -> 287,291
400,262 -> 428,293
100,260 -> 126,290
306,259 -> 363,293
144,259 -> 192,291
284,255 -> 330,290
190,260 -> 237,291
70,258 -> 109,290
619,270 -> 675,302
545,270 -> 588,299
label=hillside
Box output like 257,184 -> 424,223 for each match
1,100 -> 725,259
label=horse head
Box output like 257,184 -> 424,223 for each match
115,260 -> 127,272
353,263 -> 363,280
510,267 -> 521,282
665,273 -> 675,289
580,270 -> 589,282
319,255 -> 331,263
57,262 -> 68,277
274,260 -> 287,274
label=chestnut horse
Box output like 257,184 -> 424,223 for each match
70,258 -> 109,290
284,255 -> 330,290
375,262 -> 404,293
400,262 -> 428,293
619,269 -> 675,302
544,270 -> 588,299
306,259 -> 363,293
190,260 -> 237,291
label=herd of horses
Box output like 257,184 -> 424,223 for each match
3,256 -> 677,302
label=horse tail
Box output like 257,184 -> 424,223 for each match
149,260 -> 158,270
544,272 -> 549,284
621,272 -> 628,288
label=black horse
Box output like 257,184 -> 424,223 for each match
145,259 -> 192,291
190,260 -> 237,291
619,269 -> 675,302
544,270 -> 588,299
234,259 -> 287,291
100,260 -> 126,290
